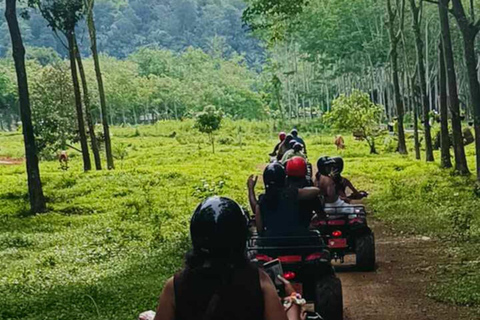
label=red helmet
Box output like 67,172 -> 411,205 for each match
286,156 -> 307,178
279,132 -> 286,141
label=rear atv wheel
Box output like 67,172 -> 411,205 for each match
356,233 -> 376,271
314,275 -> 343,320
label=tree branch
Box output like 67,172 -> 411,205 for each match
423,0 -> 439,5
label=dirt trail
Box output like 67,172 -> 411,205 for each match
337,221 -> 476,320
0,158 -> 23,165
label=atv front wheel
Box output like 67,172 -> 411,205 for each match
356,233 -> 376,271
314,275 -> 343,320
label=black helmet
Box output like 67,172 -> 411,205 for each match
285,134 -> 294,143
291,129 -> 298,137
317,156 -> 336,176
331,157 -> 344,175
190,197 -> 248,256
289,140 -> 297,148
293,143 -> 303,153
263,162 -> 286,189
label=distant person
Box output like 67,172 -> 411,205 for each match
58,151 -> 68,170
148,196 -> 304,320
276,134 -> 294,161
248,163 -> 320,236
269,132 -> 287,157
281,143 -> 306,165
291,129 -> 307,155
334,135 -> 345,150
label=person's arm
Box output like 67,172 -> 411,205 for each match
261,271 -> 302,320
298,187 -> 320,201
247,175 -> 258,214
343,178 -> 360,195
270,142 -> 281,156
153,277 -> 175,320
255,205 -> 263,234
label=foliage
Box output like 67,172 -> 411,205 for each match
194,105 -> 223,153
325,90 -> 384,153
29,62 -> 77,156
0,0 -> 264,66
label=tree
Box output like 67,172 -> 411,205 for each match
438,0 -> 469,175
438,39 -> 452,169
84,0 -> 114,170
449,0 -> 480,181
73,34 -> 101,170
30,62 -> 76,155
5,0 -> 47,214
409,0 -> 434,161
194,105 -> 223,153
325,90 -> 384,154
29,0 -> 92,172
386,0 -> 408,155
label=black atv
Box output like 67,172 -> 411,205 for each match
248,230 -> 343,320
310,205 -> 375,271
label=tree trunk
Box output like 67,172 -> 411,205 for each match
5,0 -> 46,214
439,39 -> 453,169
387,0 -> 408,155
450,0 -> 480,181
409,0 -> 434,161
67,29 -> 91,172
74,35 -> 102,171
439,0 -> 469,174
411,77 -> 421,159
86,0 -> 114,170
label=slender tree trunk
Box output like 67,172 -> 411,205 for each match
439,0 -> 470,174
439,39 -> 453,168
411,77 -> 421,159
5,0 -> 46,214
461,34 -> 480,180
450,0 -> 480,181
67,29 -> 91,172
74,35 -> 102,171
410,0 -> 434,161
85,0 -> 114,170
387,0 -> 408,154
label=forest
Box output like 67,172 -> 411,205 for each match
1,0 -> 480,319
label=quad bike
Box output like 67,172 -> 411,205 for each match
248,228 -> 343,320
310,205 -> 376,271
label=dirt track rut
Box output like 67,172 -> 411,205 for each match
336,221 -> 477,320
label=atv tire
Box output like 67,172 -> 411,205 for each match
314,275 -> 343,320
356,233 -> 376,271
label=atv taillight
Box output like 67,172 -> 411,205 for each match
332,230 -> 342,237
283,271 -> 296,280
306,252 -> 328,261
256,254 -> 273,262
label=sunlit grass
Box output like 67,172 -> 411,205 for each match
0,119 -> 478,319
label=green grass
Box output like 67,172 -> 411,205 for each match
0,119 -> 479,319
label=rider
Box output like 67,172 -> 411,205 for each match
281,143 -> 306,165
291,129 -> 307,156
152,196 -> 303,320
269,132 -> 287,157
276,134 -> 294,161
248,163 -> 320,236
315,156 -> 351,211
331,157 -> 368,201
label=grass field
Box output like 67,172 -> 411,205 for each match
0,120 -> 479,320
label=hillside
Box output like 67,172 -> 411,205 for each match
0,0 -> 264,65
